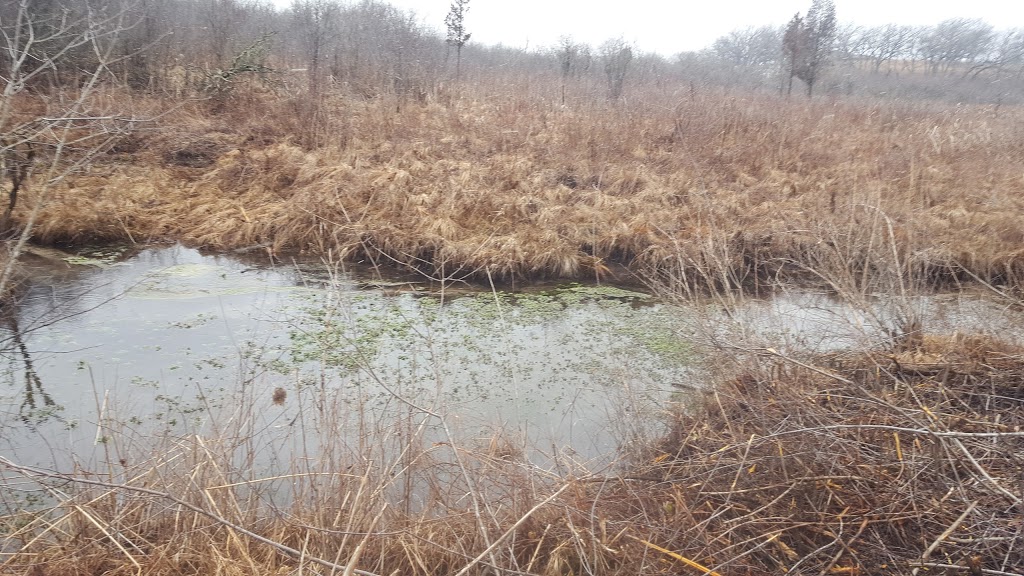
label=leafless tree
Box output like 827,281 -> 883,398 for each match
556,36 -> 590,79
600,37 -> 632,101
961,28 -> 1023,81
860,24 -> 916,73
292,0 -> 339,95
318,1 -> 441,102
992,29 -> 1024,78
445,0 -> 470,81
201,0 -> 251,69
0,0 -> 140,294
832,23 -> 867,64
556,36 -> 590,104
918,18 -> 994,75
712,26 -> 783,69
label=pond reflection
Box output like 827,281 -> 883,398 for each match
1,314 -> 55,426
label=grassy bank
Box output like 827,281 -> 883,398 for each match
12,84 -> 1024,289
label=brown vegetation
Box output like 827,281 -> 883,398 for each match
4,4 -> 1024,573
14,84 -> 1024,290
637,331 -> 1024,574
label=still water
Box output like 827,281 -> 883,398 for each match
2,245 -> 1019,479
0,245 -> 690,473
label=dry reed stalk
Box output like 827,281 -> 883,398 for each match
616,330 -> 1024,574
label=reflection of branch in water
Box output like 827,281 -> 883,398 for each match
3,315 -> 59,426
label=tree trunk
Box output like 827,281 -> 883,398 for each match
0,144 -> 33,235
455,45 -> 462,82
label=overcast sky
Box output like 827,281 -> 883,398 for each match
318,0 -> 1024,54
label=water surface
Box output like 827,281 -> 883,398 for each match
1,245 -> 688,473
3,245 -> 1020,481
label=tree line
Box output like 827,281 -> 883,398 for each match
2,0 -> 1022,105
712,6 -> 1023,97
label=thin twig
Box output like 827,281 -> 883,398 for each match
912,501 -> 978,576
453,480 -> 573,576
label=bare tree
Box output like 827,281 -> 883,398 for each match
331,2 -> 428,98
556,36 -> 590,104
990,29 -> 1024,79
0,1 -> 139,295
957,28 -> 1023,82
444,0 -> 470,81
919,18 -> 994,75
860,24 -> 916,73
292,0 -> 340,95
832,23 -> 866,65
713,26 -> 783,69
782,0 -> 836,96
201,0 -> 250,69
600,37 -> 632,101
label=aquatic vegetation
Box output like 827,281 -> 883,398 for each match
278,276 -> 691,418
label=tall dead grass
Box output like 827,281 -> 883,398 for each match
640,331 -> 1024,574
13,82 -> 1024,289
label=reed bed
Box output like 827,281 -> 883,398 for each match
14,83 -> 1024,288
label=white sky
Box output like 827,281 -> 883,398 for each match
344,0 -> 1024,54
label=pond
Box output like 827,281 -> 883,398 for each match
2,245 -> 1020,491
0,245 -> 694,479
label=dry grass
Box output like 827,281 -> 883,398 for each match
2,327 -> 1021,575
627,330 -> 1024,574
13,82 -> 1024,288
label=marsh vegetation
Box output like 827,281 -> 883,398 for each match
2,0 -> 1023,574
